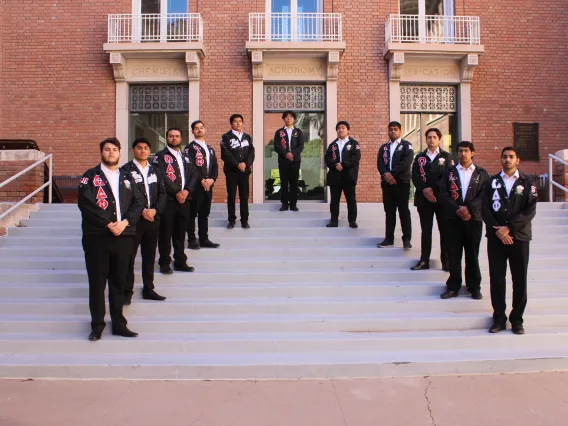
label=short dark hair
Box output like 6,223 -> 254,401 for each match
388,121 -> 401,129
336,121 -> 350,131
100,137 -> 121,152
166,128 -> 182,138
457,141 -> 475,152
230,114 -> 244,124
191,120 -> 204,131
425,128 -> 442,139
132,137 -> 151,149
282,111 -> 297,120
501,146 -> 519,157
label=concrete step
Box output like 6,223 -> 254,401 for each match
1,328 -> 568,355
1,346 -> 568,379
1,254 -> 566,271
1,294 -> 567,316
1,311 -> 567,334
1,279 -> 567,299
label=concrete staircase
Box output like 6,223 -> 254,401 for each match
0,202 -> 567,379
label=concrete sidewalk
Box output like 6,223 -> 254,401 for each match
0,372 -> 567,426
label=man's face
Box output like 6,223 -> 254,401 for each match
283,114 -> 295,127
388,126 -> 401,141
132,143 -> 151,162
336,124 -> 349,139
231,117 -> 243,132
501,150 -> 520,171
192,122 -> 205,139
167,130 -> 182,148
458,147 -> 474,165
101,143 -> 120,167
426,131 -> 441,150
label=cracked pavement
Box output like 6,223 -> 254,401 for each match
0,372 -> 567,425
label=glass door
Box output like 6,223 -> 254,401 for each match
138,0 -> 188,42
270,0 -> 322,41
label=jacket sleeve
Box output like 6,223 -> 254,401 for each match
342,142 -> 361,168
411,155 -> 427,192
186,161 -> 199,194
377,145 -> 388,176
439,170 -> 461,215
77,171 -> 111,229
391,144 -> 414,178
245,137 -> 255,168
155,170 -> 167,215
220,134 -> 239,168
153,154 -> 176,198
467,170 -> 489,217
481,183 -> 500,230
122,176 -> 144,227
324,144 -> 335,169
507,178 -> 538,233
291,130 -> 304,158
273,130 -> 287,158
210,148 -> 219,181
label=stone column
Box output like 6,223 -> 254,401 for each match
251,51 -> 264,203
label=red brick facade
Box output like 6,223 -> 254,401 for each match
1,1 -> 566,203
0,160 -> 45,204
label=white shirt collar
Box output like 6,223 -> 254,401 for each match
100,163 -> 119,176
457,163 -> 476,172
232,130 -> 243,139
194,139 -> 207,148
501,169 -> 519,180
338,137 -> 350,144
390,138 -> 401,145
133,159 -> 149,173
167,145 -> 182,157
427,147 -> 440,155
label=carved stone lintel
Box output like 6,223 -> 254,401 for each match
252,63 -> 263,80
185,51 -> 200,81
109,53 -> 126,82
461,54 -> 479,82
389,52 -> 405,81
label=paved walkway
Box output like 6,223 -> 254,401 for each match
0,372 -> 567,425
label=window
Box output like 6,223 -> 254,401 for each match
399,0 -> 450,16
135,0 -> 189,41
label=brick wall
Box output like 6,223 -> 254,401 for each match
0,161 -> 45,204
0,1 -> 130,175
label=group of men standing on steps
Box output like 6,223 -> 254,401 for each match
78,113 -> 536,342
375,121 -> 537,335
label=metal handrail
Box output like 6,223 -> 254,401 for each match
548,153 -> 568,202
0,154 -> 53,220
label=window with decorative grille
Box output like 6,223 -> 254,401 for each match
264,85 -> 325,111
400,85 -> 456,113
130,84 -> 189,112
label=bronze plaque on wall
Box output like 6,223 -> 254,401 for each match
513,123 -> 539,161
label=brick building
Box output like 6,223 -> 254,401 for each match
0,0 -> 566,203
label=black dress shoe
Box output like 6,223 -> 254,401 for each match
411,261 -> 430,271
173,263 -> 195,272
440,289 -> 459,299
488,321 -> 506,333
159,265 -> 173,275
326,222 -> 338,228
349,222 -> 358,229
279,205 -> 288,211
442,264 -> 450,272
403,241 -> 412,250
200,240 -> 220,248
377,240 -> 394,248
290,206 -> 299,212
227,221 -> 235,229
88,331 -> 102,342
469,290 -> 483,300
123,298 -> 131,306
142,289 -> 166,301
512,323 -> 525,335
112,327 -> 138,338
188,239 -> 200,250
241,221 -> 250,229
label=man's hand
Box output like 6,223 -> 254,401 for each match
383,172 -> 396,185
493,225 -> 510,239
237,162 -> 247,172
202,178 -> 215,192
176,190 -> 189,204
142,208 -> 157,222
423,187 -> 437,203
109,220 -> 128,236
456,206 -> 471,221
285,152 -> 294,161
335,163 -> 343,172
500,234 -> 514,245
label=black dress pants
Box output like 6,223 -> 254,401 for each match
279,162 -> 300,208
126,218 -> 159,299
381,182 -> 412,243
330,184 -> 357,223
445,219 -> 482,292
188,187 -> 212,243
488,235 -> 530,325
226,170 -> 250,223
158,199 -> 189,267
82,233 -> 131,333
417,201 -> 448,264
